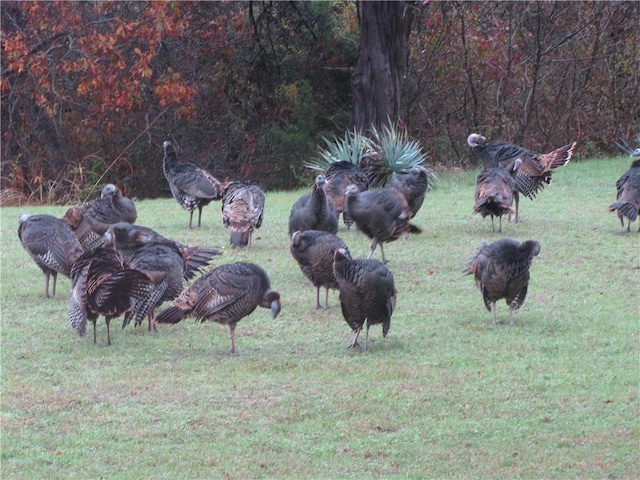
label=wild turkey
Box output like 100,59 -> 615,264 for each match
221,181 -> 265,248
290,230 -> 348,310
18,214 -> 84,298
473,162 -> 520,233
62,183 -> 137,252
323,161 -> 369,229
464,238 -> 541,325
288,175 -> 339,237
332,247 -> 396,351
156,262 -> 281,354
104,222 -> 222,331
609,159 -> 640,231
385,165 -> 431,219
467,133 -> 575,222
162,140 -> 223,228
69,243 -> 151,345
344,184 -> 421,263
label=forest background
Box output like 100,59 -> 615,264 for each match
1,1 -> 638,204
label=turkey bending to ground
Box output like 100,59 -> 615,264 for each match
332,247 -> 396,351
608,159 -> 640,231
69,244 -> 151,345
18,214 -> 84,298
221,182 -> 265,248
162,140 -> 223,228
62,184 -> 137,252
344,184 -> 421,263
467,133 -> 575,222
290,230 -> 348,310
473,161 -> 520,233
464,238 -> 541,325
155,262 -> 281,354
288,175 -> 339,237
104,222 -> 222,332
323,161 -> 369,229
386,165 -> 431,219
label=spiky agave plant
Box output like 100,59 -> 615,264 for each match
305,128 -> 375,172
365,121 -> 431,188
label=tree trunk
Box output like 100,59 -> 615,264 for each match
351,1 -> 415,133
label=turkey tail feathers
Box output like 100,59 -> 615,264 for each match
609,200 -> 639,222
541,141 -> 576,170
155,306 -> 187,325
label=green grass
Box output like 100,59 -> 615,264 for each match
1,157 -> 638,479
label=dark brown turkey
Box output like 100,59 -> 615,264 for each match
344,184 -> 421,263
69,243 -> 151,345
156,262 -> 281,354
290,230 -> 348,310
333,247 -> 396,351
323,161 -> 369,229
473,163 -> 520,233
104,222 -> 222,332
162,140 -> 223,228
221,181 -> 265,248
288,175 -> 339,237
386,165 -> 431,219
62,183 -> 137,252
464,238 -> 541,325
468,133 -> 575,222
608,159 -> 640,231
18,214 -> 84,298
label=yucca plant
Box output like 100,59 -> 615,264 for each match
615,135 -> 640,156
365,121 -> 432,188
305,128 -> 375,172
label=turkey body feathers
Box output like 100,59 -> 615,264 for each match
162,141 -> 223,228
465,238 -> 540,325
290,230 -> 348,310
155,262 -> 281,354
333,248 -> 396,351
288,175 -> 339,236
62,184 -> 137,252
386,165 -> 430,218
104,222 -> 221,330
18,214 -> 84,298
473,167 -> 517,232
222,182 -> 265,248
69,245 -> 151,345
323,161 -> 369,229
609,159 -> 640,231
344,185 -> 421,263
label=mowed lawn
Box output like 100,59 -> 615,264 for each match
1,157 -> 638,479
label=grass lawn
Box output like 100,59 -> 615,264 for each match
1,157 -> 638,479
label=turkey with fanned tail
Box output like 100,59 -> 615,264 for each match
468,133 -> 575,222
104,222 -> 222,332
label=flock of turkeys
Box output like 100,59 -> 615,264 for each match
17,135 -> 639,352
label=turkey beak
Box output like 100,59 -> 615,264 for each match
271,300 -> 281,319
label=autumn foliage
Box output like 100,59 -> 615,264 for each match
1,1 -> 638,205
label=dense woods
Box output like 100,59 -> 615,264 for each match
1,1 -> 638,204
